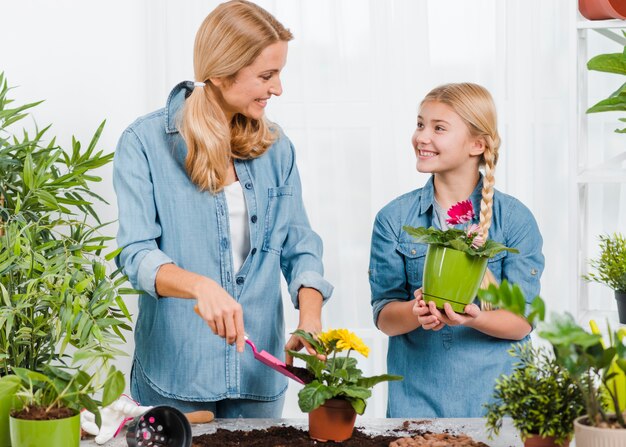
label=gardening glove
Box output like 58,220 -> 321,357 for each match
81,394 -> 152,444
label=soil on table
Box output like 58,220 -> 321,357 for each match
11,405 -> 75,421
192,420 -> 491,447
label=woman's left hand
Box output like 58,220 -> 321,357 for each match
426,301 -> 481,327
285,287 -> 325,365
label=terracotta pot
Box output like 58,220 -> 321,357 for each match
308,399 -> 357,442
524,434 -> 570,447
574,415 -> 626,447
579,0 -> 626,20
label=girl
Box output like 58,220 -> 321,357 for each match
368,83 -> 544,417
114,0 -> 333,418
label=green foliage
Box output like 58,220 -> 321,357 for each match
485,344 -> 585,445
403,226 -> 519,258
479,283 -> 626,429
288,329 -> 402,414
0,73 -> 133,424
586,35 -> 626,133
479,280 -> 545,326
583,233 -> 626,293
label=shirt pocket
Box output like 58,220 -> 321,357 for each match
395,242 -> 428,285
262,185 -> 293,255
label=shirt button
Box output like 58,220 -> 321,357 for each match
251,248 -> 257,255
251,215 -> 257,223
530,268 -> 538,276
221,238 -> 229,249
411,249 -> 416,255
236,277 -> 244,285
244,182 -> 252,190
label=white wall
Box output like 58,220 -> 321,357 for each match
3,0 -> 619,418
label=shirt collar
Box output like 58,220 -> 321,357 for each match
418,174 -> 485,219
165,81 -> 194,134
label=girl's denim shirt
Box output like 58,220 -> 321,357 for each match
369,176 -> 544,417
113,81 -> 333,402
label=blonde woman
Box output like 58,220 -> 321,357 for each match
114,0 -> 332,417
369,83 -> 544,417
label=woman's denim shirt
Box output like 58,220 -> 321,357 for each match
369,176 -> 544,417
113,81 -> 333,402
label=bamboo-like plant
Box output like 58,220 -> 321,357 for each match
0,72 -> 132,421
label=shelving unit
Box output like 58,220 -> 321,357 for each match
573,17 -> 626,325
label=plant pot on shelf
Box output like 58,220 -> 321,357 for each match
579,0 -> 626,20
616,291 -> 626,324
308,398 -> 357,442
422,245 -> 488,313
9,411 -> 80,447
574,415 -> 626,447
524,434 -> 570,447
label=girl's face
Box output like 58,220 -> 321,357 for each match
211,40 -> 288,121
412,100 -> 485,176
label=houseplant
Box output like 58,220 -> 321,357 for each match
583,233 -> 626,323
403,199 -> 518,312
485,343 -> 585,447
0,72 -> 132,446
479,281 -> 626,447
288,328 -> 402,442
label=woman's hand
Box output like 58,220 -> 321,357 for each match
194,279 -> 246,353
425,301 -> 481,327
285,287 -> 325,365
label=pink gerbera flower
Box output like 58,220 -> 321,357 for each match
446,200 -> 475,225
466,224 -> 485,248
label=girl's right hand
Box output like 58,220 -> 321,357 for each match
194,280 -> 246,353
412,289 -> 444,331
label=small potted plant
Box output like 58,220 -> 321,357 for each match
480,281 -> 626,447
403,199 -> 518,312
584,233 -> 626,324
485,343 -> 585,447
288,329 -> 402,442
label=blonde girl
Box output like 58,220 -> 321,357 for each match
369,83 -> 544,417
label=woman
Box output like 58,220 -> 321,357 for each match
114,0 -> 333,418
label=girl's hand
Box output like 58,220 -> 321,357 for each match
412,289 -> 444,331
285,319 -> 325,365
426,301 -> 481,327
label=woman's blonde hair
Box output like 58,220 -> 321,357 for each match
180,0 -> 293,193
421,82 -> 501,240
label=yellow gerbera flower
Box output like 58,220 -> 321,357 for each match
317,328 -> 370,357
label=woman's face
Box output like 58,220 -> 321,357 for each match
412,100 -> 484,175
212,40 -> 288,121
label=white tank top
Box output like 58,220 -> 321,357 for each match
224,181 -> 250,273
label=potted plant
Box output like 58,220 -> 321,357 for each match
579,0 -> 626,20
403,199 -> 518,312
485,343 -> 585,447
287,329 -> 402,442
0,73 -> 132,446
583,233 -> 626,323
479,281 -> 626,447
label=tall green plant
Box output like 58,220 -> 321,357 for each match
0,73 -> 132,420
586,34 -> 626,133
583,233 -> 626,293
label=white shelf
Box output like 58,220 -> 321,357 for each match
577,169 -> 626,183
577,19 -> 626,29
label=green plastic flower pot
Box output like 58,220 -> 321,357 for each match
0,393 -> 17,447
422,245 -> 488,313
9,412 -> 80,447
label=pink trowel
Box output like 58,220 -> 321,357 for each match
244,336 -> 305,384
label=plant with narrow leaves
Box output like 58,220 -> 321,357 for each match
485,343 -> 585,445
0,73 -> 134,426
583,233 -> 626,293
288,329 -> 402,414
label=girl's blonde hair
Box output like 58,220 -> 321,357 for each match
180,0 -> 293,193
422,83 -> 501,310
421,82 -> 501,240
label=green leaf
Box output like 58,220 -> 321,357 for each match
297,381 -> 335,413
356,374 -> 403,389
101,368 -> 125,407
587,52 -> 626,76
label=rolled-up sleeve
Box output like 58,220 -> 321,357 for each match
369,210 -> 410,327
279,140 -> 333,308
501,200 -> 544,310
113,128 -> 174,298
